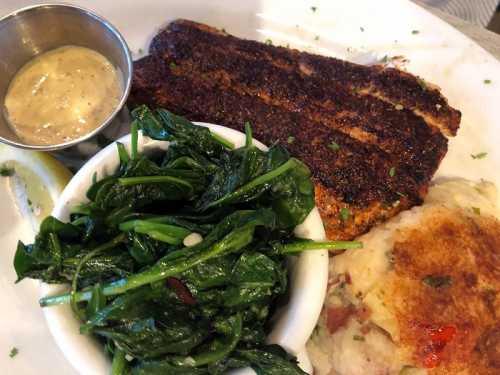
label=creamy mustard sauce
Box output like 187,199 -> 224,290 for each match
4,46 -> 122,145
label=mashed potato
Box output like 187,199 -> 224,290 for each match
307,178 -> 500,375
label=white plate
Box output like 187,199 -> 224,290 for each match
1,0 -> 500,374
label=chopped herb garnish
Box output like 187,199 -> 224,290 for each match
169,62 -> 177,69
9,347 -> 18,358
412,30 -> 420,34
328,141 -> 340,152
380,55 -> 389,63
396,191 -> 406,197
472,207 -> 481,215
389,167 -> 396,177
416,77 -> 427,90
422,275 -> 452,288
287,136 -> 295,144
286,43 -> 290,48
360,27 -> 365,32
265,38 -> 273,45
392,200 -> 400,207
138,48 -> 143,54
314,35 -> 320,41
340,207 -> 350,222
221,28 -> 226,33
0,166 -> 14,177
395,104 -> 404,110
484,79 -> 492,84
353,335 -> 365,341
27,199 -> 32,207
311,6 -> 317,12
471,152 -> 488,160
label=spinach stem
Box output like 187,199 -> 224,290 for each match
278,240 -> 363,254
210,132 -> 235,149
204,158 -> 298,210
130,120 -> 139,160
111,348 -> 127,375
118,175 -> 193,193
69,233 -> 126,318
48,233 -> 62,266
167,156 -> 202,170
40,224 -> 255,307
116,142 -> 129,164
244,122 -> 253,148
119,220 -> 191,244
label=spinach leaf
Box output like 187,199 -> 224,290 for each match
235,345 -> 308,375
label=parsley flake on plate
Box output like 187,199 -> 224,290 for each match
471,152 -> 487,160
9,347 -> 18,358
0,165 -> 14,177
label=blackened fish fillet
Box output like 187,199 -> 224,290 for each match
129,19 -> 461,240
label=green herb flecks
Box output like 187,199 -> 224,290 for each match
328,141 -> 340,152
422,275 -> 452,288
353,335 -> 365,341
472,207 -> 481,215
265,39 -> 273,45
9,347 -> 18,358
287,136 -> 295,144
340,208 -> 350,223
471,152 -> 488,160
412,30 -> 420,34
311,6 -> 317,12
416,77 -> 427,90
484,79 -> 492,84
389,167 -> 396,177
0,166 -> 14,177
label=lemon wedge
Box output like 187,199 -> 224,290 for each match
0,143 -> 71,230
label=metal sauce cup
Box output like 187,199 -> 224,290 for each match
0,4 -> 132,151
